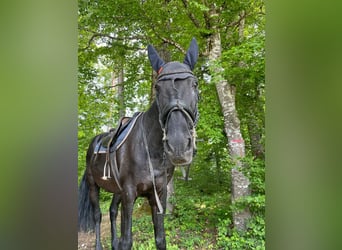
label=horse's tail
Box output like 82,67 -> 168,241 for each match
78,170 -> 95,232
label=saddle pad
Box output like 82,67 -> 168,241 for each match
94,112 -> 142,154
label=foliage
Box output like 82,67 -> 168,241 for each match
216,157 -> 265,249
216,213 -> 265,249
217,217 -> 265,250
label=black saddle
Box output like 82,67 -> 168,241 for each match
94,112 -> 142,154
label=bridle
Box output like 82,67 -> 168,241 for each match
143,67 -> 199,214
155,69 -> 199,146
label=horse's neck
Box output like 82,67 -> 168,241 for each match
142,101 -> 172,170
142,101 -> 163,146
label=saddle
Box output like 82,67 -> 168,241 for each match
94,112 -> 142,154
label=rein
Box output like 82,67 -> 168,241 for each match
142,122 -> 164,214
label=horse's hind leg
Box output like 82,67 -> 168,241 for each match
87,171 -> 103,250
110,194 -> 121,250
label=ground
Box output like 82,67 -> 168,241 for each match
78,201 -> 152,250
78,213 -> 111,250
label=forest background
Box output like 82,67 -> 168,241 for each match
78,0 -> 265,249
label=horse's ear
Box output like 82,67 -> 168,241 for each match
148,45 -> 165,73
183,38 -> 198,70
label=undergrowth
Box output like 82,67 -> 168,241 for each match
98,156 -> 265,249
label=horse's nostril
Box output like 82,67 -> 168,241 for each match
187,138 -> 192,149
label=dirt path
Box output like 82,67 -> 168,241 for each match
78,213 -> 111,250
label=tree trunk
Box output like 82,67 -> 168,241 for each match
207,28 -> 251,231
109,67 -> 125,129
215,151 -> 222,185
247,109 -> 265,160
117,68 -> 125,118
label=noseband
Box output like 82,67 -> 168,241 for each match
160,99 -> 196,129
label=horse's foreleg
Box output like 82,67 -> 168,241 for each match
110,194 -> 121,250
87,173 -> 103,250
150,204 -> 166,250
119,189 -> 135,250
149,182 -> 167,250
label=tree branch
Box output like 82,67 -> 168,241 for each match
81,33 -> 111,51
181,0 -> 201,28
225,11 -> 249,30
79,28 -> 146,51
146,22 -> 187,54
159,37 -> 186,54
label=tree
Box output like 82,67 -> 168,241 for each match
173,0 -> 264,231
205,12 -> 251,231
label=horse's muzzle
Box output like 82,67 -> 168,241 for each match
164,138 -> 193,165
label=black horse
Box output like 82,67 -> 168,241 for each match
78,39 -> 199,250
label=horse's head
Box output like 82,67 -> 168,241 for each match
148,38 -> 199,165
